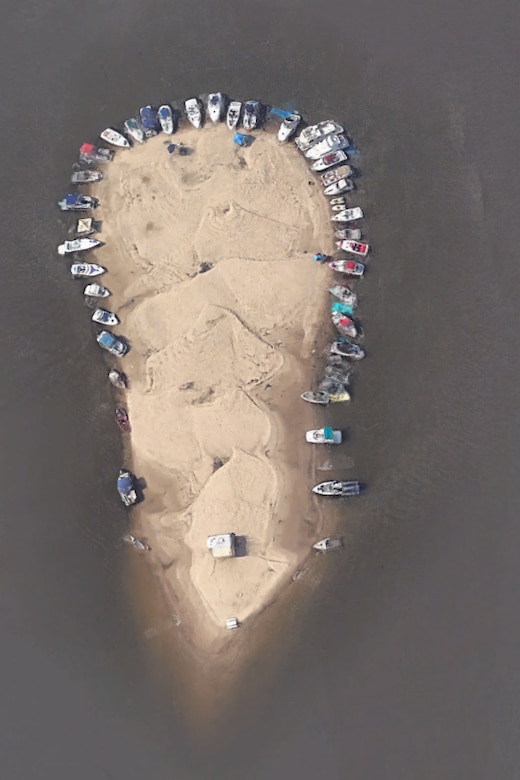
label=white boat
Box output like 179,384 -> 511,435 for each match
300,390 -> 330,405
330,197 -> 347,206
100,128 -> 130,148
278,113 -> 301,143
305,427 -> 343,444
321,165 -> 353,186
313,537 -> 343,552
324,178 -> 354,196
312,480 -> 361,497
158,105 -> 174,134
123,534 -> 150,551
305,134 -> 349,160
226,101 -> 242,129
329,259 -> 365,277
296,120 -> 344,151
70,170 -> 103,184
124,118 -> 144,144
70,262 -> 105,278
328,284 -> 357,306
92,308 -> 119,325
57,238 -> 101,255
84,283 -> 110,297
185,98 -> 202,128
207,93 -> 224,123
330,341 -> 365,360
335,228 -> 361,240
242,100 -> 261,130
336,239 -> 370,257
332,310 -> 357,338
331,207 -> 364,222
310,150 -> 349,171
58,193 -> 98,211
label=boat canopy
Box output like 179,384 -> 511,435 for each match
269,107 -> 292,118
76,218 -> 93,234
65,193 -> 84,205
80,143 -> 95,155
323,426 -> 334,440
233,132 -> 249,147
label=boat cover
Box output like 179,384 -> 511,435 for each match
80,143 -> 95,154
331,301 -> 354,316
65,193 -> 84,205
323,426 -> 334,440
233,132 -> 248,146
269,107 -> 292,118
76,218 -> 92,234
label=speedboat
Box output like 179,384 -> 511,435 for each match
329,259 -> 365,277
97,330 -> 127,357
226,101 -> 242,129
124,118 -> 144,144
305,134 -> 349,160
123,533 -> 150,551
331,310 -> 357,338
321,165 -> 353,186
70,262 -> 105,278
84,283 -> 110,297
79,143 -> 114,164
305,427 -> 342,444
331,207 -> 364,222
324,178 -> 354,196
278,113 -> 301,143
312,480 -> 361,497
207,93 -> 224,123
310,150 -> 349,171
330,341 -> 365,360
337,239 -> 370,257
92,308 -> 119,325
335,228 -> 362,240
296,120 -> 344,151
300,390 -> 330,405
109,368 -> 127,389
313,537 -> 343,552
117,469 -> 137,506
158,104 -> 174,134
185,98 -> 202,128
58,193 -> 99,211
115,407 -> 131,432
139,106 -> 159,137
242,100 -> 261,130
328,284 -> 357,307
100,128 -> 130,148
70,170 -> 103,184
58,238 -> 100,255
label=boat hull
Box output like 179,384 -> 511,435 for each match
300,391 -> 330,405
336,239 -> 370,257
310,150 -> 349,171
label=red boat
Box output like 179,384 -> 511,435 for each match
115,407 -> 131,433
329,259 -> 365,277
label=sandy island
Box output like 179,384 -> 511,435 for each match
93,123 -> 335,654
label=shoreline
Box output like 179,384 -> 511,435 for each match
92,122 -> 335,658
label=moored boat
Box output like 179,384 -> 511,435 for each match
310,149 -> 349,171
123,533 -> 150,551
117,468 -> 137,506
331,207 -> 364,222
335,228 -> 362,240
305,134 -> 349,160
139,106 -> 159,137
70,170 -> 103,184
296,120 -> 344,151
313,537 -> 343,552
312,480 -> 361,497
58,238 -> 101,256
278,113 -> 301,142
336,239 -> 370,256
328,284 -> 357,306
97,330 -> 128,357
331,310 -> 357,338
305,427 -> 343,444
207,93 -> 224,123
84,283 -> 110,297
115,407 -> 131,432
92,308 -> 119,325
70,262 -> 105,278
330,196 -> 347,207
100,128 -> 130,148
58,193 -> 99,211
185,97 -> 202,128
329,259 -> 365,277
330,341 -> 365,360
321,164 -> 353,186
124,118 -> 144,144
79,143 -> 114,164
226,101 -> 242,129
109,368 -> 127,389
158,104 -> 174,134
300,390 -> 330,405
324,178 -> 354,196
242,100 -> 261,130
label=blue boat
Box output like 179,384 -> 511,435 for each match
117,469 -> 138,507
139,106 -> 159,137
58,193 -> 99,211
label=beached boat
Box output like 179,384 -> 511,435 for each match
139,106 -> 159,137
100,128 -> 130,148
124,118 -> 144,144
117,469 -> 137,506
313,537 -> 343,552
310,150 -> 349,171
243,100 -> 261,130
312,480 -> 361,497
123,533 -> 150,551
75,217 -> 98,237
79,143 -> 114,164
97,330 -> 128,357
70,170 -> 103,184
331,207 -> 364,222
336,239 -> 370,257
158,104 -> 174,134
335,228 -> 362,240
115,407 -> 131,432
70,262 -> 105,278
91,308 -> 119,326
324,178 -> 354,196
58,193 -> 99,211
300,390 -> 330,405
321,165 -> 353,186
226,101 -> 242,129
278,113 -> 301,143
58,238 -> 101,256
185,98 -> 202,128
330,341 -> 365,360
330,196 -> 347,207
329,284 -> 357,306
109,368 -> 127,389
329,259 -> 365,277
305,427 -> 343,445
332,310 -> 357,338
207,93 -> 224,123
305,134 -> 349,160
296,120 -> 344,151
84,283 -> 110,297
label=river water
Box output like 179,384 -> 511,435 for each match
0,0 -> 519,777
